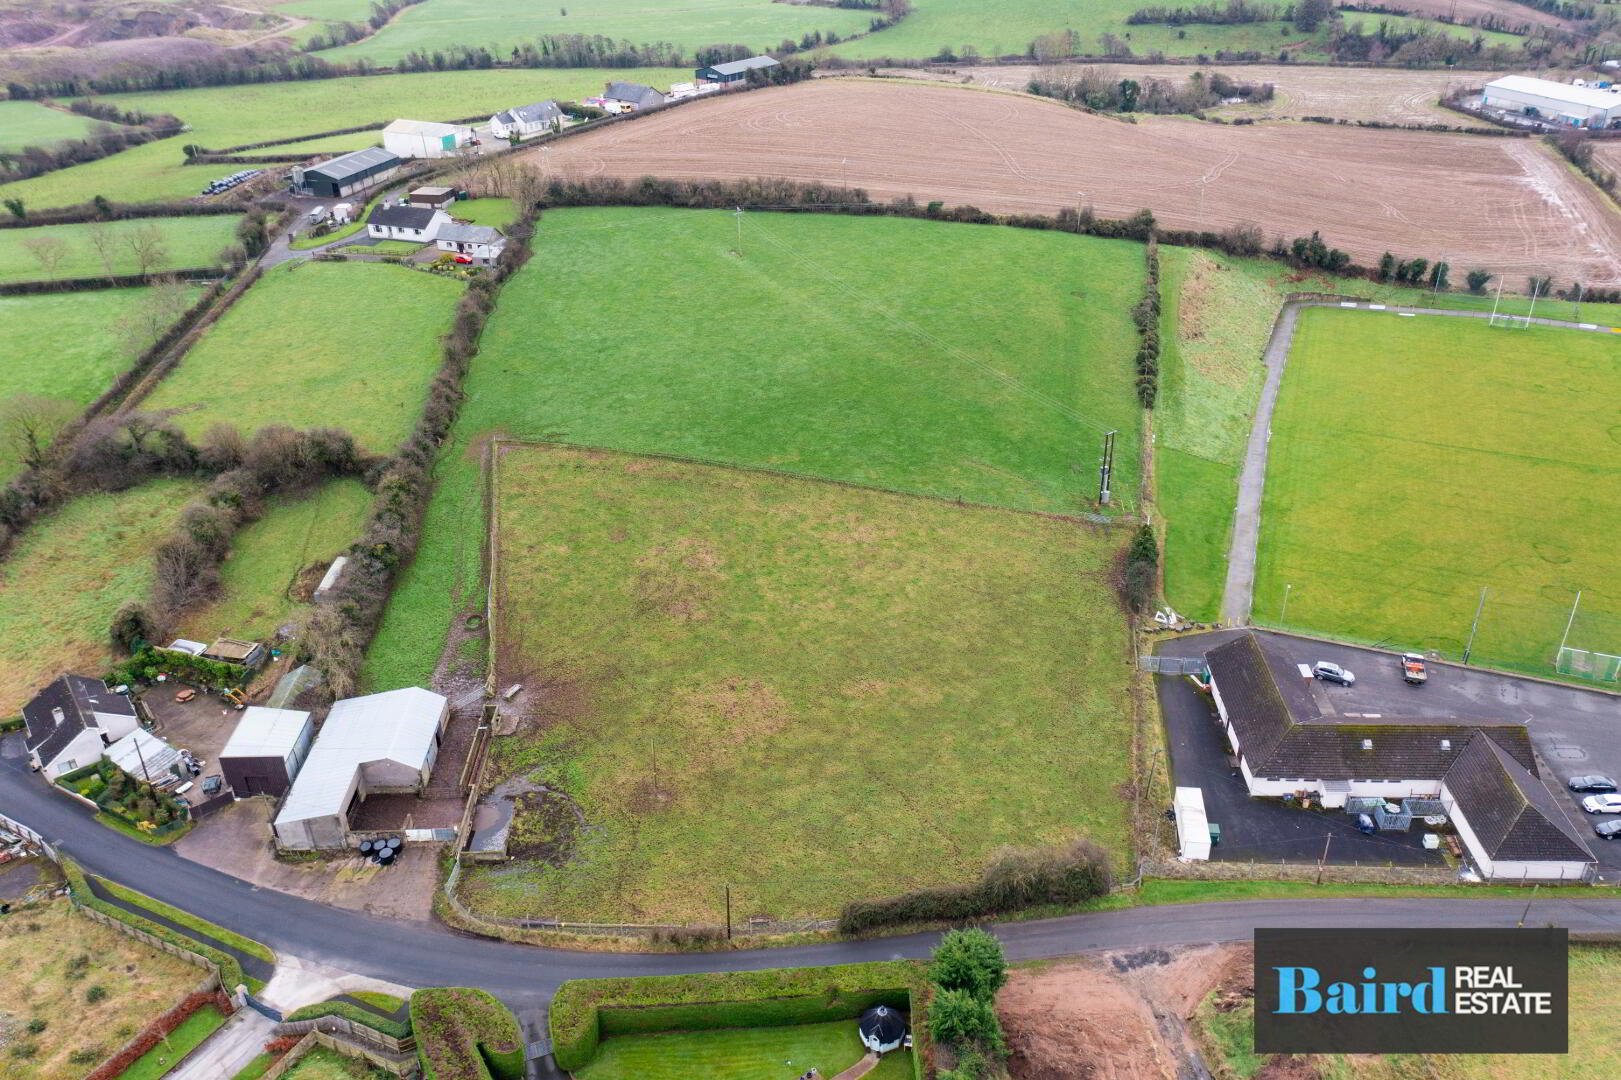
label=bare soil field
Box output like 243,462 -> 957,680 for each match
1592,139 -> 1621,180
534,81 -> 1621,287
1372,0 -> 1575,32
868,64 -> 1494,123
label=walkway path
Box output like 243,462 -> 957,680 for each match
167,1009 -> 276,1080
1218,301 -> 1621,625
830,1052 -> 880,1080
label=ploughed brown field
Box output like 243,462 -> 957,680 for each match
532,80 -> 1621,287
884,63 -> 1493,124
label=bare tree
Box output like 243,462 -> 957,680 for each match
0,393 -> 75,472
115,275 -> 192,358
125,222 -> 168,275
87,221 -> 119,278
20,234 -> 69,278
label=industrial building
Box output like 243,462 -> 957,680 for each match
382,118 -> 474,159
1483,75 -> 1621,128
695,55 -> 781,84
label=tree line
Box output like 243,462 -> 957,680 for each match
305,0 -> 429,51
0,103 -> 183,184
1028,66 -> 1274,114
1128,0 -> 1287,25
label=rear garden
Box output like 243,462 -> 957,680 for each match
456,443 -> 1132,925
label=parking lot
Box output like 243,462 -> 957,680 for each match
1155,630 -> 1621,877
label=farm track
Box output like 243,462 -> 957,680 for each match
533,80 -> 1621,287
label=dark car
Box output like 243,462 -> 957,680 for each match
1595,819 -> 1621,840
1569,775 -> 1619,793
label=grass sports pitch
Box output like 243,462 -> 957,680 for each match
1253,308 -> 1621,678
461,443 -> 1133,924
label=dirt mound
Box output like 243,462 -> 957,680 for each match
999,958 -> 1179,1080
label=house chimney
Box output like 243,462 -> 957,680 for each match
52,706 -> 65,725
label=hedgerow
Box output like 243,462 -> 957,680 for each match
410,988 -> 524,1080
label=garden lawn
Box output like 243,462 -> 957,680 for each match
0,216 -> 240,283
0,69 -> 683,210
174,479 -> 370,642
450,198 -> 516,227
579,1021 -> 914,1080
277,1046 -> 392,1079
1253,309 -> 1621,678
0,100 -> 103,153
115,1005 -> 228,1080
0,287 -> 187,482
0,899 -> 202,1080
459,443 -> 1132,923
0,479 -> 198,715
321,0 -> 870,64
1197,944 -> 1621,1079
362,207 -> 1144,691
141,261 -> 460,451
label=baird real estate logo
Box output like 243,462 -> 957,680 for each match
1254,928 -> 1567,1054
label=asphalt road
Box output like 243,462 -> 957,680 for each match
9,733 -> 1621,1021
1218,301 -> 1621,625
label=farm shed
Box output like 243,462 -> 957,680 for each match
489,101 -> 562,140
1483,75 -> 1621,128
696,55 -> 780,84
407,185 -> 456,210
271,687 -> 449,850
291,147 -> 403,199
601,81 -> 666,113
434,223 -> 506,263
220,706 -> 314,798
23,675 -> 140,780
202,637 -> 266,669
367,204 -> 449,242
382,118 -> 474,159
106,729 -> 182,784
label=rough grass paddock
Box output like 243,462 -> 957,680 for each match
175,478 -> 372,643
320,0 -> 870,64
0,898 -> 203,1080
362,207 -> 1144,691
0,215 -> 240,282
0,68 -> 683,210
277,1045 -> 392,1079
577,1020 -> 913,1080
1254,308 -> 1621,678
536,80 -> 1621,288
461,443 -> 1133,924
0,287 -> 190,483
0,479 -> 198,715
141,261 -> 461,451
0,100 -> 104,153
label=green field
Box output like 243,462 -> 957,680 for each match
459,442 -> 1132,923
450,198 -> 516,227
118,1006 -> 229,1080
1253,308 -> 1621,678
1198,945 -> 1621,1080
176,479 -> 372,643
579,1021 -> 913,1080
0,287 -> 190,482
0,100 -> 104,153
362,207 -> 1144,691
321,0 -> 870,64
0,479 -> 198,715
0,68 -> 683,210
141,261 -> 461,451
0,216 -> 240,283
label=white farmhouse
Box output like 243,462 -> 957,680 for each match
382,118 -> 474,159
23,675 -> 140,779
435,223 -> 507,264
1483,75 -> 1621,128
489,101 -> 562,140
366,203 -> 451,242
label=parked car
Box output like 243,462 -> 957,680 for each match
1582,794 -> 1621,814
1313,661 -> 1356,686
1569,775 -> 1619,793
1595,819 -> 1621,840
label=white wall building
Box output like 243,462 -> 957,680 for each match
1483,75 -> 1621,128
382,118 -> 474,159
23,675 -> 140,779
366,204 -> 451,242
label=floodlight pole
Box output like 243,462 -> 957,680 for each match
1280,583 -> 1292,625
1463,586 -> 1487,665
1098,430 -> 1117,505
1558,589 -> 1583,659
734,206 -> 743,256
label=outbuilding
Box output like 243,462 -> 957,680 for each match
408,186 -> 457,210
489,101 -> 562,140
1483,75 -> 1621,128
382,118 -> 474,159
202,637 -> 266,669
601,81 -> 666,113
366,204 -> 450,242
272,687 -> 449,850
290,147 -> 403,199
858,1005 -> 908,1055
695,55 -> 780,84
221,706 -> 315,798
106,729 -> 183,785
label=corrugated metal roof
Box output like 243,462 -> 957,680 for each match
273,688 -> 446,827
222,707 -> 312,760
307,146 -> 402,184
710,55 -> 780,76
107,729 -> 181,782
385,118 -> 469,136
1486,75 -> 1621,112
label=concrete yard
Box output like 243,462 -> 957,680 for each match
1156,629 -> 1621,876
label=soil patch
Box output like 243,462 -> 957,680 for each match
506,788 -> 582,865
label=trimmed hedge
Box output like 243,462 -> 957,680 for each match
0,715 -> 23,732
0,268 -> 221,296
548,961 -> 929,1073
411,988 -> 524,1080
0,202 -> 247,229
285,999 -> 412,1039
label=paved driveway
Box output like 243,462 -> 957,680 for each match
1157,630 -> 1621,876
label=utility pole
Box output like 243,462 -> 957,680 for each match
1098,430 -> 1117,506
724,885 -> 732,940
733,206 -> 744,256
1316,833 -> 1332,885
1517,882 -> 1539,927
1574,282 -> 1584,323
1463,586 -> 1487,665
